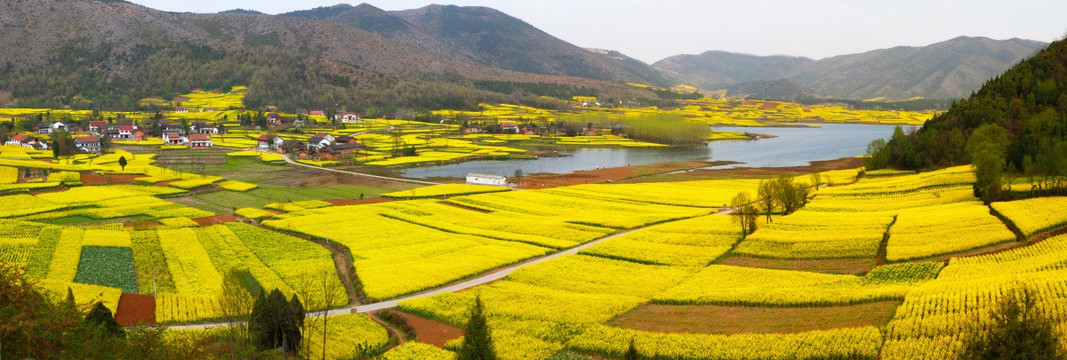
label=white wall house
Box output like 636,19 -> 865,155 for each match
466,173 -> 507,186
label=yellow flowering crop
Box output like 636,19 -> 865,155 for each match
381,184 -> 509,199
991,196 -> 1067,237
887,201 -> 1016,261
579,215 -> 740,266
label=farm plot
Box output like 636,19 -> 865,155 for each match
152,223 -> 345,323
74,246 -> 138,293
263,203 -> 551,299
539,178 -> 761,208
579,214 -> 741,266
733,210 -> 894,259
887,201 -> 1017,261
881,233 -> 1067,360
653,262 -> 942,306
991,196 -> 1067,237
381,184 -> 510,199
445,190 -> 709,229
734,167 -> 984,260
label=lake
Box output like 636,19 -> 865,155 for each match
400,123 -> 902,179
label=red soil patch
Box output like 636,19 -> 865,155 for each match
516,166 -> 635,189
124,220 -> 159,228
29,186 -> 68,195
115,293 -> 156,326
611,301 -> 902,335
395,312 -> 462,348
325,197 -> 396,206
192,214 -> 236,227
80,173 -> 143,185
717,255 -> 876,275
154,180 -> 178,187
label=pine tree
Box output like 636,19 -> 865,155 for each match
457,295 -> 497,360
625,338 -> 640,360
83,301 -> 124,338
960,286 -> 1066,360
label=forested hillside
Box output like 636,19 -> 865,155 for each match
0,0 -> 653,111
873,37 -> 1067,201
285,4 -> 670,86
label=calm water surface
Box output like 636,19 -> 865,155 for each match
400,123 -> 900,178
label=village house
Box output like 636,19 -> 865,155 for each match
162,131 -> 187,145
203,107 -> 217,112
192,122 -> 219,135
267,113 -> 281,127
74,136 -> 101,153
88,121 -> 107,134
335,135 -> 357,145
117,125 -> 136,140
188,134 -> 212,149
318,143 -> 367,160
336,112 -> 361,123
5,134 -> 47,150
257,134 -> 283,150
132,130 -> 146,141
164,124 -> 184,134
500,121 -> 519,133
175,106 -> 188,113
278,140 -> 307,155
310,110 -> 325,116
35,121 -> 67,135
466,173 -> 507,186
306,133 -> 335,151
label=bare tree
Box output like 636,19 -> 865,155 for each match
294,273 -> 316,359
216,269 -> 256,344
318,267 -> 343,360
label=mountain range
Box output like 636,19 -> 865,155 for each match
0,0 -> 1050,111
655,37 -> 1047,100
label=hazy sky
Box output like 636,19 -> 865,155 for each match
128,0 -> 1067,64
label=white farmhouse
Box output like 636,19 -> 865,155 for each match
466,173 -> 507,186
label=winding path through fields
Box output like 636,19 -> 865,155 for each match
280,154 -> 440,186
167,210 -> 728,330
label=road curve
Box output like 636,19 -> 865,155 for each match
280,153 -> 440,186
166,209 -> 736,330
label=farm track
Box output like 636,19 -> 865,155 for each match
167,208 -> 731,330
280,153 -> 440,186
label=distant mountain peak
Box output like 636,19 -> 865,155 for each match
220,8 -> 264,15
656,36 -> 1047,99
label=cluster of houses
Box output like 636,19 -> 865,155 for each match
5,119 -> 224,154
257,132 -> 367,161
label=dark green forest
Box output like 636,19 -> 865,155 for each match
1,40 -> 608,113
873,38 -> 1067,184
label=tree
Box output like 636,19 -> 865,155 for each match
249,289 -> 303,352
757,179 -> 776,224
967,124 -> 1010,203
730,192 -> 758,238
625,338 -> 640,360
118,156 -> 128,171
318,267 -> 342,360
864,138 -> 890,170
457,295 -> 497,360
83,301 -> 124,338
217,268 -> 257,343
960,285 -> 1066,360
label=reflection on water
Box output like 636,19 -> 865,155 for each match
400,123 -> 900,178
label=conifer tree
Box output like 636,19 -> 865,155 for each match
457,295 -> 497,360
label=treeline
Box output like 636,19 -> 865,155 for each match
472,80 -> 598,100
870,38 -> 1067,202
794,96 -> 955,111
0,39 -> 631,113
558,112 -> 710,146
